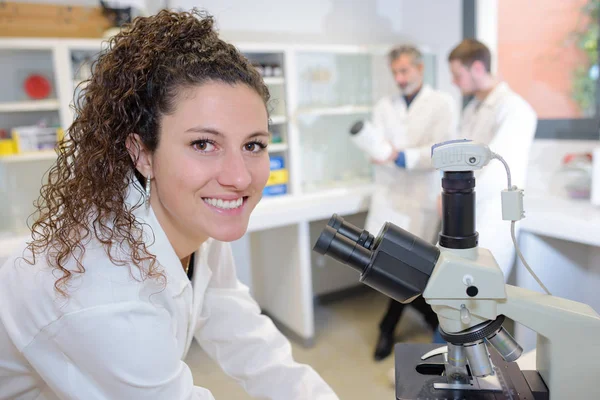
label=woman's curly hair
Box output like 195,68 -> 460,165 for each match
26,9 -> 270,296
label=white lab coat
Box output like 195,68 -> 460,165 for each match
460,82 -> 537,278
365,84 -> 458,242
0,180 -> 338,400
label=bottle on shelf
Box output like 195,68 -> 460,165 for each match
253,63 -> 283,78
263,155 -> 288,196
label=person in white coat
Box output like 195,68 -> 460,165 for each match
363,45 -> 458,361
0,10 -> 338,400
447,39 -> 537,279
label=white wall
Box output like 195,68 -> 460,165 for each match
174,0 -> 463,102
475,0 -> 498,74
12,0 -> 463,100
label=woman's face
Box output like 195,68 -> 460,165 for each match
142,82 -> 270,253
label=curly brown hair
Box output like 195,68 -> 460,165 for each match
26,9 -> 270,296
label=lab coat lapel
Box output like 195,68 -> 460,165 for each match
184,240 -> 212,356
462,82 -> 509,141
125,177 -> 190,297
406,84 -> 432,119
481,82 -> 509,109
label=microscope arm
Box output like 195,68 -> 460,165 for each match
428,278 -> 600,399
497,284 -> 600,400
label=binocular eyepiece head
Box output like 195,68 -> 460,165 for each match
313,214 -> 441,304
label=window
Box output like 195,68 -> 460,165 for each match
497,0 -> 600,139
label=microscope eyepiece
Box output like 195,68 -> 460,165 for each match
327,214 -> 375,250
313,215 -> 441,304
313,225 -> 372,273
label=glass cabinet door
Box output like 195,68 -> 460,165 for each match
295,51 -> 374,192
296,52 -> 373,110
295,48 -> 438,193
298,112 -> 373,192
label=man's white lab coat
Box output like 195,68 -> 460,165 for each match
0,180 -> 338,400
460,82 -> 537,278
365,84 -> 458,242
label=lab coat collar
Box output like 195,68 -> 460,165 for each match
478,81 -> 510,109
392,83 -> 432,106
124,176 -> 210,297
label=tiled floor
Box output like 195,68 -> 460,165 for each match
186,288 -> 435,399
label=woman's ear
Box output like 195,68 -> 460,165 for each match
126,133 -> 153,178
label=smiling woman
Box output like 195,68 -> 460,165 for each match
0,9 -> 338,400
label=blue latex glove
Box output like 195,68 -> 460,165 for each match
394,151 -> 406,168
432,328 -> 445,344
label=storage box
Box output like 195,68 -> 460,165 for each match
11,126 -> 63,153
0,2 -> 112,38
0,139 -> 16,156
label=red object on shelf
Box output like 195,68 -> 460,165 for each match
23,74 -> 52,100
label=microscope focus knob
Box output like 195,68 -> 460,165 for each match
460,304 -> 471,324
466,286 -> 479,297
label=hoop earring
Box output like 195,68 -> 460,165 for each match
145,175 -> 152,209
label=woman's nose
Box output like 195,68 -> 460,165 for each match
217,151 -> 252,190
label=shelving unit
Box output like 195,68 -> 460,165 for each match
269,115 -> 287,124
296,105 -> 373,116
263,77 -> 285,85
0,150 -> 57,163
0,99 -> 60,112
268,143 -> 288,152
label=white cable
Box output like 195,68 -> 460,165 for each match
511,221 -> 551,295
492,153 -> 552,295
491,152 -> 512,189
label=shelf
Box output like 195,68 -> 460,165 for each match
270,115 -> 287,124
268,143 -> 288,152
296,105 -> 372,116
263,77 -> 285,85
0,99 -> 60,113
0,150 -> 57,163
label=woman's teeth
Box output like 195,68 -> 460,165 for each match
203,197 -> 244,210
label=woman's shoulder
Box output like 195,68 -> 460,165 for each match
0,238 -> 168,342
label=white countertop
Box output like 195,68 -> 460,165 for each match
247,184 -> 374,232
6,189 -> 600,259
248,189 -> 600,247
0,184 -> 375,260
520,195 -> 600,247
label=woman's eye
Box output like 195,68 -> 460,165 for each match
245,141 -> 267,153
192,140 -> 216,152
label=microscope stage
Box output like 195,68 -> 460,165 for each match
395,343 -> 549,400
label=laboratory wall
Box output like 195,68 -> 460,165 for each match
498,0 -> 591,119
173,0 -> 463,105
9,0 -> 463,104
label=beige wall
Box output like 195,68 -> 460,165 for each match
498,0 -> 590,118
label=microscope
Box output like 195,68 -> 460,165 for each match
314,140 -> 600,399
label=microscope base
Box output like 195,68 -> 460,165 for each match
395,343 -> 549,400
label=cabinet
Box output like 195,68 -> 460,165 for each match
0,39 -> 107,253
0,39 -> 439,345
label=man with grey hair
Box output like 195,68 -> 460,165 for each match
365,44 -> 458,361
